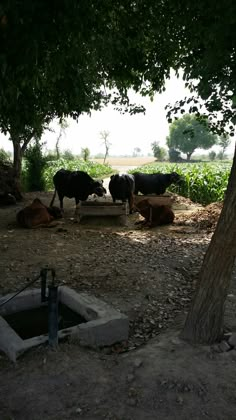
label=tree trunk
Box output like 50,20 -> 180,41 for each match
181,143 -> 236,344
12,139 -> 23,200
13,140 -> 22,179
186,152 -> 192,161
103,147 -> 108,164
55,137 -> 61,159
11,133 -> 32,199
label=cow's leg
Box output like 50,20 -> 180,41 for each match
74,198 -> 81,221
144,206 -> 153,228
58,193 -> 64,210
149,206 -> 153,225
50,189 -> 57,207
128,193 -> 134,214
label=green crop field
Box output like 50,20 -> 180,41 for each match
130,162 -> 232,205
43,158 -> 113,190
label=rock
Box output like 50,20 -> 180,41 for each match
218,340 -> 231,352
75,407 -> 83,414
128,398 -> 136,406
127,374 -> 135,383
228,333 -> 236,348
133,358 -> 143,368
0,161 -> 22,200
223,332 -> 232,341
176,395 -> 184,405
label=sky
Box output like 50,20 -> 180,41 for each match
0,72 -> 235,157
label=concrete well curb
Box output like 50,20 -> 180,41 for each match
0,286 -> 129,362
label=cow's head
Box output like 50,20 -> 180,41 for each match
93,180 -> 107,197
170,172 -> 183,184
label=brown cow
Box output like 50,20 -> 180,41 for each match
16,198 -> 63,229
135,199 -> 175,227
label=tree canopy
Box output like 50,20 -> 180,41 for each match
166,114 -> 217,161
151,142 -> 167,161
1,1 -> 236,134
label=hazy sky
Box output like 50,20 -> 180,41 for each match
0,71 -> 235,156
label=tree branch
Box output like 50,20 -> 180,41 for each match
21,133 -> 34,154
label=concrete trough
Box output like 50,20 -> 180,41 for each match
0,286 -> 129,362
78,201 -> 128,225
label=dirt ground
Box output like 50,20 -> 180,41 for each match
0,187 -> 236,420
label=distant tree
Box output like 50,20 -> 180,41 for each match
94,153 -> 104,159
218,135 -> 231,159
45,150 -> 57,161
151,141 -> 167,161
81,147 -> 90,161
55,119 -> 69,159
63,149 -> 75,161
209,150 -> 217,161
217,150 -> 224,161
167,114 -> 217,161
133,147 -> 141,157
168,148 -> 182,163
100,131 -> 111,164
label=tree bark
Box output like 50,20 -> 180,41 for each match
181,143 -> 236,344
13,140 -> 22,179
186,152 -> 192,161
12,139 -> 23,200
11,134 -> 32,199
103,146 -> 108,164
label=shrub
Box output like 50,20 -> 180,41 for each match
24,139 -> 47,191
168,148 -> 182,162
209,151 -> 216,161
81,147 -> 90,161
0,148 -> 11,163
62,149 -> 75,160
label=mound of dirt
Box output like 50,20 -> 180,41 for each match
0,161 -> 22,201
169,192 -> 197,207
175,202 -> 223,231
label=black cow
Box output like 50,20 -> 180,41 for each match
109,174 -> 135,213
133,172 -> 182,195
50,169 -> 106,209
0,192 -> 16,206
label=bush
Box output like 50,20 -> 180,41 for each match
24,139 -> 47,191
168,148 -> 182,162
209,151 -> 216,161
217,151 -> 224,161
0,148 -> 11,163
45,151 -> 58,162
151,142 -> 167,161
62,149 -> 75,160
81,147 -> 90,161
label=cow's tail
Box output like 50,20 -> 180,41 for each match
50,189 -> 57,207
